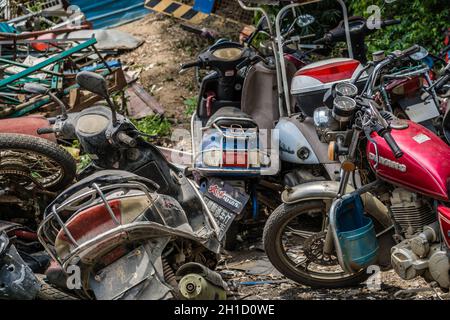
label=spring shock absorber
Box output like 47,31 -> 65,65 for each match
162,258 -> 177,288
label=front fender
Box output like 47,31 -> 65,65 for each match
282,181 -> 391,228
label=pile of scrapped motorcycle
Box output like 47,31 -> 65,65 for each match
1,0 -> 450,300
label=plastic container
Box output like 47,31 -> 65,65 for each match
333,194 -> 379,273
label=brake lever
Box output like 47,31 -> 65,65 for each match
364,126 -> 379,170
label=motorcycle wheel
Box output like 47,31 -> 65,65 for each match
36,275 -> 78,300
0,134 -> 76,191
263,201 -> 370,288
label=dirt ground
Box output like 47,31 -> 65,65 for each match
117,14 -> 206,128
220,247 -> 442,300
115,14 -> 445,301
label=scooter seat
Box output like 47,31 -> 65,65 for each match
206,107 -> 257,128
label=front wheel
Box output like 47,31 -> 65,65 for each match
263,201 -> 370,288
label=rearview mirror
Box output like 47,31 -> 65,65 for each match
76,71 -> 118,126
76,71 -> 109,98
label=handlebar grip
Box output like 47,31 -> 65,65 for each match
397,45 -> 421,59
382,19 -> 401,27
116,132 -> 137,147
435,73 -> 450,92
382,131 -> 403,158
181,61 -> 201,70
37,127 -> 54,135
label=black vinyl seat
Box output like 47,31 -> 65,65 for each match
206,107 -> 257,128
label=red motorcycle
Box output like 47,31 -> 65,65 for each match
263,46 -> 450,291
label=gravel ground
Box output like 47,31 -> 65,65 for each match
220,248 -> 443,300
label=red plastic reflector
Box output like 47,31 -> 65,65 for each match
222,151 -> 248,168
295,60 -> 360,83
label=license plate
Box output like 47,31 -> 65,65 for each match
402,98 -> 440,123
204,178 -> 249,214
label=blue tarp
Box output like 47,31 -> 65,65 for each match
69,0 -> 151,29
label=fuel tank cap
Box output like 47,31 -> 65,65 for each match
390,119 -> 409,130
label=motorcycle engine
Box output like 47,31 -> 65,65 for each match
389,189 -> 449,289
390,188 -> 436,237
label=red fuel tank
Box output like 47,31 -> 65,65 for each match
367,120 -> 450,201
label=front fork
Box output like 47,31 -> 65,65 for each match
323,128 -> 362,255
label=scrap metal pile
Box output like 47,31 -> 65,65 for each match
0,0 -> 156,120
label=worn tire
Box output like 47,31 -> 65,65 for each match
0,133 -> 76,191
36,275 -> 78,300
263,201 -> 370,288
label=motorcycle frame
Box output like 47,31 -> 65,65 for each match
238,0 -> 354,117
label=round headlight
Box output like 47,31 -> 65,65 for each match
313,106 -> 339,131
211,47 -> 243,61
335,82 -> 358,98
76,114 -> 109,135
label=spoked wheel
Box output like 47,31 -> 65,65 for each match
0,134 -> 76,192
263,201 -> 370,288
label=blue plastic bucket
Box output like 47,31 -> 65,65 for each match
334,195 -> 379,273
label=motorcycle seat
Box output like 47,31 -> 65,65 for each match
206,107 -> 257,128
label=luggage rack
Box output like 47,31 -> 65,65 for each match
37,180 -> 159,269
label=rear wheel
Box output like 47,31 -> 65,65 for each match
263,201 -> 370,288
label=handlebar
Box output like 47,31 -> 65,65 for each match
381,19 -> 401,27
180,60 -> 201,70
37,127 -> 55,135
392,44 -> 421,60
313,18 -> 401,46
435,72 -> 450,92
116,132 -> 137,148
381,130 -> 403,158
364,45 -> 421,97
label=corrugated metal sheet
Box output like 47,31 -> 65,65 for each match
68,0 -> 151,29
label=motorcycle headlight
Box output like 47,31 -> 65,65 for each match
314,106 -> 339,131
76,114 -> 109,135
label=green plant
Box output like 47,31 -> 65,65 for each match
349,0 -> 449,55
183,96 -> 197,116
77,154 -> 92,172
132,115 -> 172,137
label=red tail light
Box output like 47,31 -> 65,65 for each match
57,200 -> 122,245
295,60 -> 360,83
222,151 -> 248,168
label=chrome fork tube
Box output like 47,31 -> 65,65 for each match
325,128 -> 362,255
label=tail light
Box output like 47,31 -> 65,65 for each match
38,180 -> 155,265
295,60 -> 360,83
197,127 -> 268,170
